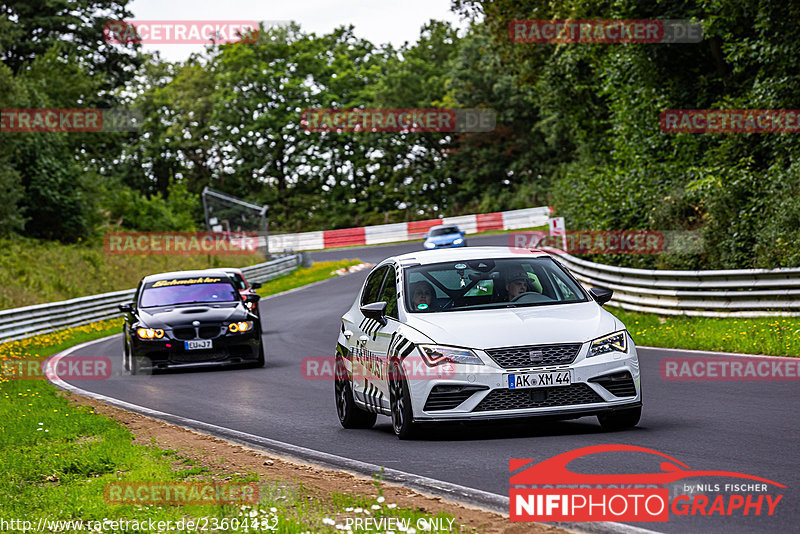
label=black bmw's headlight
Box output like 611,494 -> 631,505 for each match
227,321 -> 254,334
136,328 -> 164,340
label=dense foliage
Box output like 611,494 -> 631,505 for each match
1,0 -> 798,268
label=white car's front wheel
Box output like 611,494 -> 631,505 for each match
598,406 -> 641,431
389,361 -> 418,439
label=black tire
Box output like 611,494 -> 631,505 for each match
123,337 -> 130,372
335,358 -> 376,429
254,342 -> 265,368
130,354 -> 141,375
598,407 -> 641,431
389,361 -> 418,440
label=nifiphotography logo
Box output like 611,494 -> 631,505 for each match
510,444 -> 784,522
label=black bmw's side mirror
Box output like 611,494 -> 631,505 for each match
118,302 -> 134,313
589,287 -> 614,306
251,282 -> 262,289
360,301 -> 388,326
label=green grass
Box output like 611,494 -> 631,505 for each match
0,268 -> 465,534
0,236 -> 267,311
610,308 -> 800,357
1,376 -> 456,533
256,259 -> 365,297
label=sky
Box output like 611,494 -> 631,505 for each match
127,0 -> 471,62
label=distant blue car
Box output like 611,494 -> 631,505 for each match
423,225 -> 466,249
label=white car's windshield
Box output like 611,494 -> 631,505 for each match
405,257 -> 587,312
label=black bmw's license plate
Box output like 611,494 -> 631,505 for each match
185,340 -> 212,350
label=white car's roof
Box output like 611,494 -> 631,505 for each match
391,246 -> 550,265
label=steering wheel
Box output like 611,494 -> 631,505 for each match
440,298 -> 455,310
510,291 -> 539,303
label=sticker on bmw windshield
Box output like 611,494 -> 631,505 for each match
417,303 -> 428,310
150,277 -> 222,287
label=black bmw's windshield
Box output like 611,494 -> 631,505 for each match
140,279 -> 238,307
404,257 -> 588,313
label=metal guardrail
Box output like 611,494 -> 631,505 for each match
0,254 -> 302,343
547,248 -> 800,317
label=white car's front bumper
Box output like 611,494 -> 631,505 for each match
404,338 -> 641,422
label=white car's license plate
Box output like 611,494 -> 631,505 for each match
507,370 -> 572,389
185,340 -> 212,350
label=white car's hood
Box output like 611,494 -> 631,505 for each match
403,302 -> 621,349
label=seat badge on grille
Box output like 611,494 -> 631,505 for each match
529,350 -> 544,364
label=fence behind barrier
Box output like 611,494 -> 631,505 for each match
547,249 -> 800,317
0,255 -> 302,343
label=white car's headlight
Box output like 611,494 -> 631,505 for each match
424,241 -> 436,249
452,237 -> 464,245
418,345 -> 483,366
588,330 -> 628,357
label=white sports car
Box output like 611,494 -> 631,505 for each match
334,247 -> 642,439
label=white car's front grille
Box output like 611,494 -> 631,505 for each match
484,343 -> 581,369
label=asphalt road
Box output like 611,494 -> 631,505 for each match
62,235 -> 799,533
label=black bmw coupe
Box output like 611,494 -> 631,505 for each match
119,270 -> 263,374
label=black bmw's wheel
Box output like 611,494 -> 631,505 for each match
130,354 -> 141,375
389,361 -> 418,440
598,407 -> 641,431
254,342 -> 265,367
123,338 -> 130,372
335,357 -> 376,429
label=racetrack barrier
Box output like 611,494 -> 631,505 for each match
264,206 -> 553,252
546,248 -> 800,318
0,255 -> 302,343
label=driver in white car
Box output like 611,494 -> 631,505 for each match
505,269 -> 531,300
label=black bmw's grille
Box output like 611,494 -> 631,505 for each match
589,372 -> 637,397
473,383 -> 603,412
172,328 -> 195,340
423,385 -> 488,411
484,343 -> 581,369
199,326 -> 222,339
